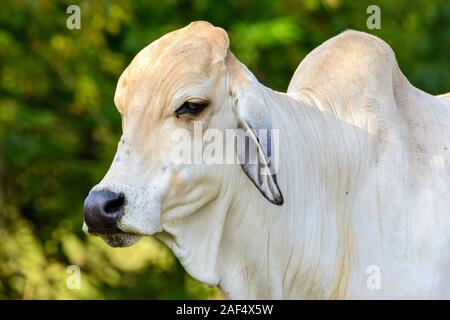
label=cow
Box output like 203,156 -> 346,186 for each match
83,21 -> 450,299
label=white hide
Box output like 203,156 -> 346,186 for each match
85,23 -> 450,299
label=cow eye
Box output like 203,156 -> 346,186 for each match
175,100 -> 208,117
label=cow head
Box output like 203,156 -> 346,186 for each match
83,21 -> 283,249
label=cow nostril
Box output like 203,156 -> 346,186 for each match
104,193 -> 125,214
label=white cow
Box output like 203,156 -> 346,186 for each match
83,21 -> 450,299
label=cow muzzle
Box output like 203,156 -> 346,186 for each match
82,183 -> 161,247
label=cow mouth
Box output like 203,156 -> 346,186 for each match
100,232 -> 142,247
82,222 -> 143,247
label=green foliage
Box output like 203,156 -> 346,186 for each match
0,0 -> 448,299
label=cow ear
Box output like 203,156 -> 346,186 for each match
227,53 -> 284,206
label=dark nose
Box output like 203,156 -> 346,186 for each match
84,191 -> 125,233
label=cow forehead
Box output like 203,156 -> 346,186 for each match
114,22 -> 229,112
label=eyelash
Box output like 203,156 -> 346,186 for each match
175,101 -> 209,117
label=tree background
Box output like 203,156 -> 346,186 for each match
0,0 -> 449,299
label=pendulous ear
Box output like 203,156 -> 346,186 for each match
226,52 -> 284,206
